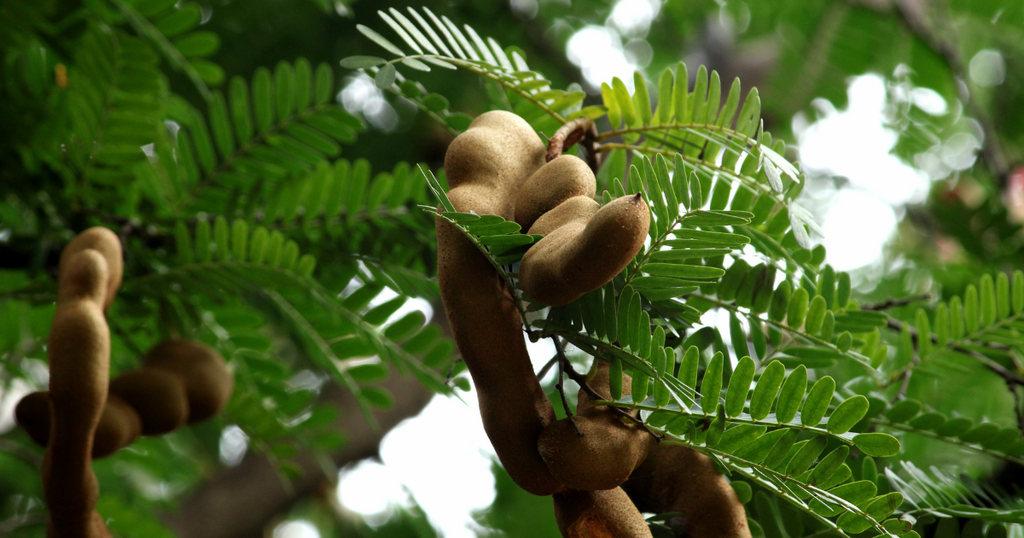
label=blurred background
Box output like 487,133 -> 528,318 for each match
3,0 -> 1024,536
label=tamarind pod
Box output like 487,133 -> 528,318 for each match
91,395 -> 142,458
552,487 -> 652,538
538,412 -> 649,491
439,111 -> 562,495
109,369 -> 189,435
520,194 -> 650,306
539,361 -> 648,490
15,391 -> 51,448
58,227 -> 122,312
17,392 -> 143,459
621,442 -> 752,538
44,250 -> 112,538
443,111 -> 547,219
576,360 -> 633,415
141,340 -> 233,422
513,155 -> 596,231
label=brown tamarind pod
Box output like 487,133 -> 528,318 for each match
622,442 -> 752,538
552,487 -> 652,538
538,361 -> 649,490
44,249 -> 114,538
109,369 -> 190,435
514,155 -> 597,231
17,392 -> 143,459
520,193 -> 650,306
58,227 -> 122,312
90,395 -> 142,458
538,411 -> 649,491
15,391 -> 51,448
438,111 -> 563,496
141,339 -> 233,422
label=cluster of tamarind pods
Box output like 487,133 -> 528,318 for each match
438,111 -> 751,537
14,227 -> 233,538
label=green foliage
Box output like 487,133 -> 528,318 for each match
6,1 -> 1024,537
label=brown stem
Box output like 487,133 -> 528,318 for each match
546,117 -> 600,173
861,294 -> 931,311
551,339 -> 583,437
554,344 -> 664,441
889,0 -> 1010,184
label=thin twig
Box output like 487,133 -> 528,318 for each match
0,439 -> 43,469
1010,381 -> 1024,436
0,512 -> 45,535
536,354 -> 558,380
553,342 -> 664,441
551,338 -> 582,436
546,117 -> 600,173
861,294 -> 931,311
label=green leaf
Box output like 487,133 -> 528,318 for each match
775,365 -> 806,424
852,433 -> 901,457
808,446 -> 849,487
685,211 -> 753,226
702,352 -> 724,414
802,376 -> 834,427
340,56 -> 388,68
788,287 -> 809,329
827,395 -> 869,434
1014,270 -> 1024,314
786,434 -> 827,475
347,363 -> 389,382
357,24 -> 405,56
805,295 -> 827,335
375,64 -> 396,89
884,399 -> 920,423
361,387 -> 394,409
726,356 -> 755,417
750,361 -> 784,421
643,264 -> 725,280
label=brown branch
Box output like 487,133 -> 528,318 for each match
163,372 -> 433,538
555,347 -> 664,441
551,338 -> 582,436
546,117 -> 600,173
889,0 -> 1010,184
861,294 -> 931,311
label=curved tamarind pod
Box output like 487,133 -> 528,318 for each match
520,194 -> 650,306
58,227 -> 122,312
538,361 -> 648,490
438,111 -> 563,496
552,487 -> 652,538
538,412 -> 649,491
514,155 -> 596,231
141,339 -> 233,422
44,249 -> 114,538
622,442 -> 752,538
443,110 -> 546,219
109,370 -> 190,435
16,392 -> 143,459
91,395 -> 142,458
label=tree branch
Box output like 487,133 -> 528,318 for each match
163,371 -> 434,538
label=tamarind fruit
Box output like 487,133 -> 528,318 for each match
552,487 -> 653,538
18,228 -> 234,538
622,442 -> 752,538
44,239 -> 119,538
17,340 -> 233,452
515,156 -> 650,307
538,361 -> 649,491
58,227 -> 123,312
438,110 -> 563,496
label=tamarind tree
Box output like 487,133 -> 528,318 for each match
3,0 -> 1024,537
